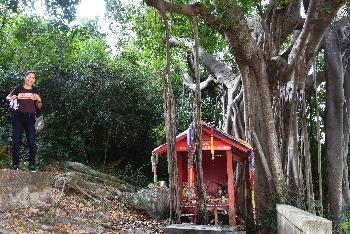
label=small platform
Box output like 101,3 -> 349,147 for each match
0,169 -> 52,211
165,224 -> 245,234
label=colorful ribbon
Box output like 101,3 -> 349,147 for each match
249,150 -> 256,216
151,153 -> 158,184
210,124 -> 215,161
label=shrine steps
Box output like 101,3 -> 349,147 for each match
180,213 -> 195,218
165,224 -> 245,234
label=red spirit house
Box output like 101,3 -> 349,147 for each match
151,123 -> 255,226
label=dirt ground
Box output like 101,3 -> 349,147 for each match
0,163 -> 167,234
0,187 -> 166,234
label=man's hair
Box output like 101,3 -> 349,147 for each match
24,70 -> 36,78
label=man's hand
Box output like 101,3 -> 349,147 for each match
6,95 -> 17,101
33,94 -> 41,103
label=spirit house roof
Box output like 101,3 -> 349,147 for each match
152,122 -> 253,162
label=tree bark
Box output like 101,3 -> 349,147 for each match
301,91 -> 315,214
342,66 -> 350,212
190,16 -> 208,225
341,16 -> 350,214
314,60 -> 324,216
324,27 -> 345,232
160,10 -> 181,223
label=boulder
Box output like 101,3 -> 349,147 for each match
131,182 -> 170,220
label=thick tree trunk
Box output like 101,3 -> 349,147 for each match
324,29 -> 345,232
342,67 -> 350,212
242,62 -> 286,198
338,15 -> 350,216
239,65 -> 282,223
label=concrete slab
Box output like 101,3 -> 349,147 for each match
277,204 -> 332,234
165,224 -> 245,234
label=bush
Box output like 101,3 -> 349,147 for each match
342,221 -> 350,234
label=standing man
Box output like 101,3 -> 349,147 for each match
6,71 -> 42,171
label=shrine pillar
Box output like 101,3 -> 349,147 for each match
226,150 -> 236,225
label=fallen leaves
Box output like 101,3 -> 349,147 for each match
0,165 -> 166,234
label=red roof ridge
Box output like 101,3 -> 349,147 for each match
152,122 -> 253,156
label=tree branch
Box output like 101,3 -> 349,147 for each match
145,0 -> 263,67
262,0 -> 303,56
145,0 -> 225,35
183,73 -> 214,91
287,0 -> 344,70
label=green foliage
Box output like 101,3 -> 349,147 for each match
258,183 -> 309,232
236,0 -> 260,13
109,1 -> 227,63
0,142 -> 11,168
321,6 -> 333,14
0,69 -> 22,167
43,0 -> 81,22
38,56 -> 161,165
276,0 -> 291,10
342,220 -> 350,234
0,0 -> 80,21
258,193 -> 280,232
279,33 -> 293,53
152,124 -> 166,146
0,14 -> 164,175
341,200 -> 350,233
115,163 -> 150,188
0,15 -> 77,75
106,1 -> 230,135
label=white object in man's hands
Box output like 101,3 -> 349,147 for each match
9,99 -> 19,110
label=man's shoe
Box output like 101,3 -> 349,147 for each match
28,165 -> 36,172
11,165 -> 19,171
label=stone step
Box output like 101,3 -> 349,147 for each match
181,213 -> 195,217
